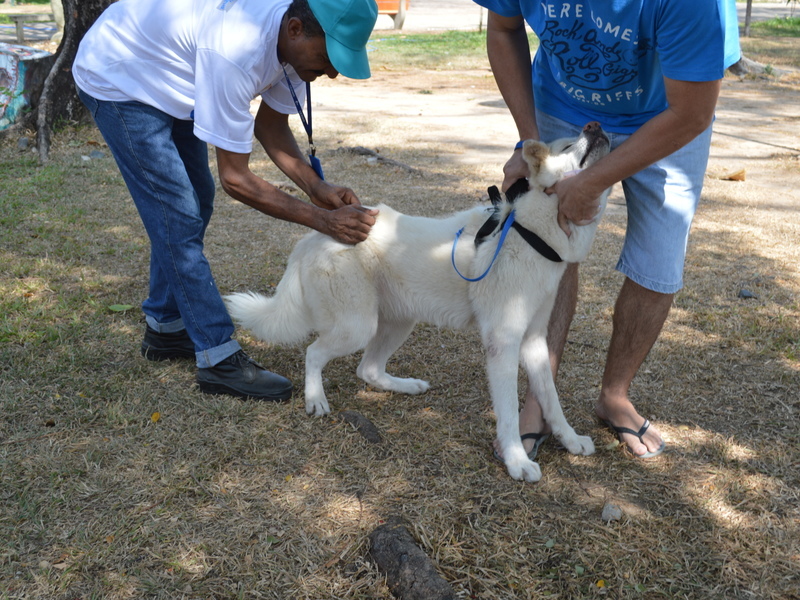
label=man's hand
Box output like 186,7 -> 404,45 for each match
216,146 -> 378,244
501,149 -> 530,192
309,179 -> 360,210
307,179 -> 378,244
547,172 -> 606,237
318,204 -> 378,245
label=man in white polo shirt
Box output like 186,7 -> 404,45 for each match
73,0 -> 379,401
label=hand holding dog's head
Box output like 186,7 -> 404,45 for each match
521,122 -> 611,236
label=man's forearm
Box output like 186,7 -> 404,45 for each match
486,12 -> 538,142
580,78 -> 722,194
253,101 -> 321,198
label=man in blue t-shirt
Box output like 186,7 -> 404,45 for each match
476,0 -> 739,460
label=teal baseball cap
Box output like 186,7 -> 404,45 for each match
308,0 -> 378,80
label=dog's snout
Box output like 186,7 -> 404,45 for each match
581,121 -> 610,150
578,121 -> 611,168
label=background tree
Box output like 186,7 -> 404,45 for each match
36,0 -> 112,163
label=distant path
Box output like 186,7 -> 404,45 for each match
375,1 -> 795,31
1,0 -> 795,42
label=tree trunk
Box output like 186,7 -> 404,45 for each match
727,54 -> 783,77
35,0 -> 112,163
744,0 -> 753,37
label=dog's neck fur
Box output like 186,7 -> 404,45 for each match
510,137 -> 611,264
501,180 -> 608,265
478,178 -> 608,265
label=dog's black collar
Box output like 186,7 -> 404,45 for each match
475,181 -> 563,263
474,208 -> 502,246
510,219 -> 563,263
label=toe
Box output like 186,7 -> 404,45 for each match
625,434 -> 650,457
624,424 -> 664,457
596,403 -> 665,457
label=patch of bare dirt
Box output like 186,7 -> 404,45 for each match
313,69 -> 800,203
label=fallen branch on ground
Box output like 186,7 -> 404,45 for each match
336,146 -> 423,175
369,516 -> 456,600
339,410 -> 383,444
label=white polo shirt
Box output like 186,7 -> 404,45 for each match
73,0 -> 305,154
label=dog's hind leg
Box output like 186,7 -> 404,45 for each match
519,332 -> 595,456
356,319 -> 429,395
305,317 -> 377,417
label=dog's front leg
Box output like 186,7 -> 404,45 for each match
484,331 -> 542,482
520,334 -> 595,456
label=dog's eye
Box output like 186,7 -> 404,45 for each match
562,144 -> 573,151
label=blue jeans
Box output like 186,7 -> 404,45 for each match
536,111 -> 712,294
78,89 -> 241,368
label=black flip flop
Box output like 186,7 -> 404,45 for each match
602,418 -> 665,459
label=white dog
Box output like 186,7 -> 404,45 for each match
225,122 -> 611,482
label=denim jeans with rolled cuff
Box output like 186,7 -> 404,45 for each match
78,89 -> 241,368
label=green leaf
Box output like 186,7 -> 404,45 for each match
545,538 -> 555,548
575,565 -> 585,575
635,583 -> 647,593
108,304 -> 135,312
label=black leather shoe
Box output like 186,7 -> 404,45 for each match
141,326 -> 196,361
196,350 -> 293,401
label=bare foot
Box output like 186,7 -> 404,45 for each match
595,394 -> 665,457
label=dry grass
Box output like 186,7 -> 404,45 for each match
2,67 -> 800,599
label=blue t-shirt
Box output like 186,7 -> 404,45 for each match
475,0 -> 739,133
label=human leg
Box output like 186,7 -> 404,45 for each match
595,279 -> 671,456
143,118 -> 218,337
78,91 -> 239,367
598,124 -> 713,456
79,91 -> 292,398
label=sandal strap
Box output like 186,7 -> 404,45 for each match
520,432 -> 549,443
607,419 -> 651,442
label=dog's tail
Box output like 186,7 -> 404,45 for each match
224,268 -> 312,345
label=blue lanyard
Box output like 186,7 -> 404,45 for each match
282,66 -> 324,179
451,210 -> 516,282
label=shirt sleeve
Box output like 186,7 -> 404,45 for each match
472,0 -> 523,18
260,69 -> 306,116
655,0 -> 726,81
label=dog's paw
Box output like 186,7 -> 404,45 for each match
305,397 -> 331,417
505,456 -> 542,482
391,377 -> 430,395
502,445 -> 543,482
360,371 -> 430,395
560,433 -> 595,456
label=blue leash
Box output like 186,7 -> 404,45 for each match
451,210 -> 516,282
282,66 -> 324,180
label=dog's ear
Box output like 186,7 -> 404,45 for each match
522,140 -> 550,177
505,178 -> 529,203
487,185 -> 503,207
